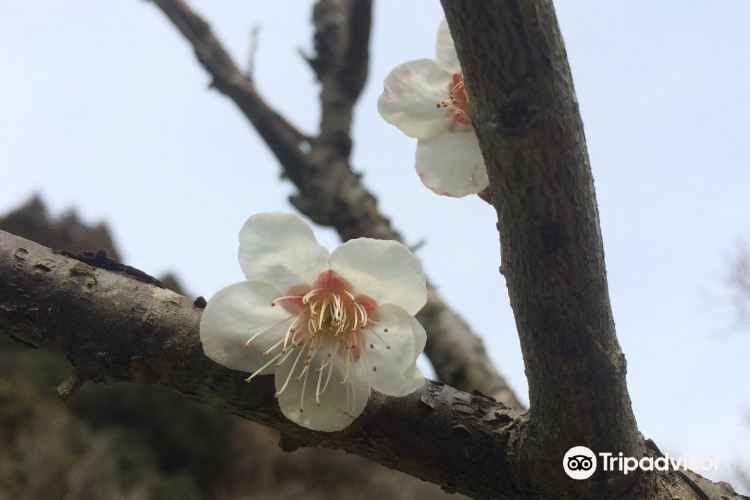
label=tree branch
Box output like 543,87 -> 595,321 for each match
0,229 -> 522,499
151,0 -> 309,175
147,0 -> 522,407
441,0 -> 641,496
2,231 -> 744,499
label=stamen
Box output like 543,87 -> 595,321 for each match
302,288 -> 322,303
271,294 -> 303,305
244,316 -> 294,347
275,341 -> 307,398
262,334 -> 288,357
299,358 -> 312,412
436,73 -> 471,124
275,345 -> 297,367
321,344 -> 339,395
340,348 -> 353,385
245,352 -> 283,383
282,314 -> 303,352
315,358 -> 327,406
318,299 -> 328,330
295,364 -> 309,381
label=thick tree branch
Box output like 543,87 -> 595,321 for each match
147,0 -> 521,407
0,230 -> 522,499
439,2 -> 748,497
441,0 -> 641,496
2,231 -> 743,499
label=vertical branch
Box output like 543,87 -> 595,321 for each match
443,0 -> 641,494
308,0 -> 371,155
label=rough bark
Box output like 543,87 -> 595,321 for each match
148,0 -> 522,407
1,232 -> 744,499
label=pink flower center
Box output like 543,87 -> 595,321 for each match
277,270 -> 376,360
245,271 -> 386,416
436,72 -> 471,126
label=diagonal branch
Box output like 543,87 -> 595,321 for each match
147,0 -> 522,407
0,230 -> 521,500
151,0 -> 309,179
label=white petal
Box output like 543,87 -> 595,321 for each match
361,305 -> 424,396
436,19 -> 460,73
329,238 -> 427,315
378,59 -> 453,140
400,317 -> 427,394
275,340 -> 370,432
200,281 -> 295,373
415,131 -> 489,197
239,212 -> 329,293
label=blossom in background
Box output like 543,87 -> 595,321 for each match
378,19 -> 488,198
200,213 -> 427,432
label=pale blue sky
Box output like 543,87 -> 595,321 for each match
1,0 -> 748,490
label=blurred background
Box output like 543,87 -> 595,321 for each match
1,0 -> 748,497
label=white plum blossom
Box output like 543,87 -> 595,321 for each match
378,19 -> 488,198
199,212 -> 427,432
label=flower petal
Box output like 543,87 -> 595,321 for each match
200,281 -> 295,373
275,340 -> 370,432
239,212 -> 329,292
416,131 -> 489,197
329,238 -> 427,315
400,317 -> 427,393
361,304 -> 425,396
436,19 -> 460,73
378,59 -> 453,140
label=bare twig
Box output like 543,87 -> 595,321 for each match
246,24 -> 261,80
147,0 -> 522,407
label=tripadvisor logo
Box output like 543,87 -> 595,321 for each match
563,446 -> 597,480
563,446 -> 720,480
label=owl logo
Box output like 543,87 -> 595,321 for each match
563,446 -> 597,480
567,455 -> 594,471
